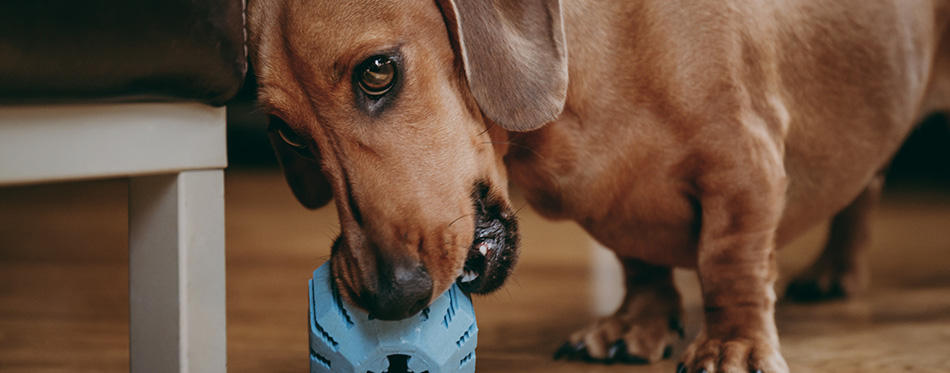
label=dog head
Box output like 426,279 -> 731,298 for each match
248,0 -> 567,320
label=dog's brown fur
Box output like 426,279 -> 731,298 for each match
248,0 -> 950,371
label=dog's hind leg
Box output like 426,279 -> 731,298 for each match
785,173 -> 884,302
554,258 -> 684,364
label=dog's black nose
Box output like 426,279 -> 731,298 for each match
367,259 -> 433,320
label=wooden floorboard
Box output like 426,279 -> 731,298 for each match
1,169 -> 948,372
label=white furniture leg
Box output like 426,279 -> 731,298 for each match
129,170 -> 226,373
1,103 -> 228,371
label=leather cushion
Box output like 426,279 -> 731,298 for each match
0,0 -> 246,106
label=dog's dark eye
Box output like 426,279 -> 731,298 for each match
278,126 -> 307,149
269,118 -> 306,149
358,56 -> 396,96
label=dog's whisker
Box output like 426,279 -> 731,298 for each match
322,226 -> 341,239
502,284 -> 515,302
512,203 -> 530,218
251,102 -> 274,116
476,121 -> 496,137
483,141 -> 545,159
447,213 -> 475,228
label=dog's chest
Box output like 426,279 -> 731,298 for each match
505,122 -> 701,267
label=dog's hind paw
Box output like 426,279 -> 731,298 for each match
785,279 -> 846,302
553,314 -> 683,364
785,263 -> 867,303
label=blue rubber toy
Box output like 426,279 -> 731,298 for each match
309,262 -> 477,372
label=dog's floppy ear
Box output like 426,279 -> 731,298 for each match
267,117 -> 333,209
438,0 -> 568,132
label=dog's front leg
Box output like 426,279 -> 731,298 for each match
680,140 -> 790,373
555,258 -> 684,364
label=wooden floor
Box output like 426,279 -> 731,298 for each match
1,169 -> 949,372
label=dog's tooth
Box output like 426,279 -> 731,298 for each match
461,270 -> 478,283
478,242 -> 491,256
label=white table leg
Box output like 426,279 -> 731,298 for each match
129,170 -> 226,373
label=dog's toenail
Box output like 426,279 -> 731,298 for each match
663,345 -> 674,359
676,362 -> 686,373
670,317 -> 685,339
698,368 -> 709,373
752,370 -> 764,373
554,341 -> 580,360
607,340 -> 625,363
608,340 -> 624,355
553,342 -> 571,360
624,354 -> 649,365
570,340 -> 589,361
573,341 -> 586,353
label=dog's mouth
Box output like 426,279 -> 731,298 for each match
455,182 -> 520,294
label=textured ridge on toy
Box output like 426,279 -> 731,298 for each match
309,262 -> 477,372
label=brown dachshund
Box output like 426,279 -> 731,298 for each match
248,0 -> 950,371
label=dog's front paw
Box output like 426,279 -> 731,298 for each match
553,313 -> 684,364
678,332 -> 788,373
